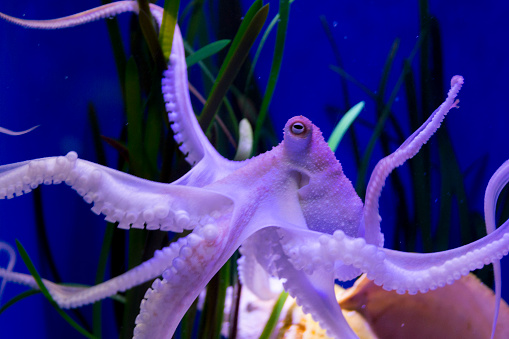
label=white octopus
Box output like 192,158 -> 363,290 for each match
0,2 -> 508,339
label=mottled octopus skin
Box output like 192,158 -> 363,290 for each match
0,2 -> 508,339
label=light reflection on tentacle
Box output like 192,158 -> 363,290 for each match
0,242 -> 16,304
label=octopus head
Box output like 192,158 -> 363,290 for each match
283,116 -> 314,158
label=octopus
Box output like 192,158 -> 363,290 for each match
0,2 -> 508,338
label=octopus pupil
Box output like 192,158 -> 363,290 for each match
292,123 -> 305,134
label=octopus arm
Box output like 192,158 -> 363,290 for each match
365,159 -> 509,312
0,152 -> 233,232
481,158 -> 509,337
238,239 -> 282,300
284,223 -> 508,297
131,191 -> 311,338
363,76 -> 464,246
0,1 -> 146,29
0,236 -> 192,308
162,21 -> 228,167
361,159 -> 509,297
0,2 -> 238,174
271,228 -> 359,339
234,188 -> 310,299
132,210 -> 241,339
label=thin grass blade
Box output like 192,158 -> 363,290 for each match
136,0 -> 166,72
327,101 -> 364,152
198,4 -> 269,132
259,291 -> 289,339
125,57 -> 144,176
186,39 -> 231,68
15,240 -> 97,339
159,0 -> 180,61
253,0 -> 291,150
0,289 -> 40,316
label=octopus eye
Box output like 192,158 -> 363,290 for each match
291,122 -> 306,135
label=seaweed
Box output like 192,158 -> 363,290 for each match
6,0 -> 290,337
325,0 -> 495,291
1,0 -> 501,337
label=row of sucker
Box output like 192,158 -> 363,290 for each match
133,217 -> 225,339
281,227 -> 509,296
0,236 -> 190,309
0,152 -> 78,199
90,196 -> 203,233
279,230 -> 384,279
0,152 -> 221,233
363,76 -> 464,247
162,70 -> 200,164
369,232 -> 509,295
161,25 -> 204,166
88,186 -> 226,232
272,229 -> 357,339
56,236 -> 191,308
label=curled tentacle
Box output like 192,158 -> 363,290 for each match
363,75 -> 464,246
0,152 -> 233,232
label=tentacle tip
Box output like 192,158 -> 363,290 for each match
451,75 -> 464,87
66,151 -> 78,161
0,241 -> 17,304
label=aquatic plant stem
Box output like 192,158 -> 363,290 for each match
253,0 -> 291,152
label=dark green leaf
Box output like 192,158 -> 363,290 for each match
93,223 -> 115,338
186,39 -> 231,68
216,0 -> 262,81
253,0 -> 291,150
136,0 -> 167,72
100,0 -> 127,100
15,240 -> 97,339
354,31 -> 426,195
87,104 -> 107,166
125,57 -> 144,176
198,3 -> 269,132
0,289 -> 40,316
144,88 -> 163,177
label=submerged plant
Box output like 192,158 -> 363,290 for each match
0,1 -> 507,339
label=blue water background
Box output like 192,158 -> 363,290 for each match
0,0 -> 508,337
